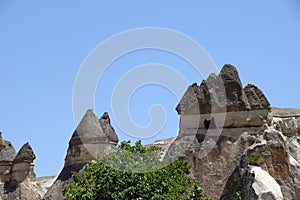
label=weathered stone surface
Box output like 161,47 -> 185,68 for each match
273,117 -> 299,134
160,123 -> 300,199
175,83 -> 200,115
12,143 -> 36,183
177,64 -> 271,115
0,133 -> 16,163
221,164 -> 258,200
271,108 -> 300,117
99,112 -> 119,145
31,176 -> 57,198
14,142 -> 35,164
4,180 -> 42,200
162,127 -> 261,199
244,84 -> 271,110
148,65 -> 300,199
65,109 -> 110,167
42,164 -> 85,200
288,136 -> 300,163
271,107 -> 300,135
0,133 -> 17,182
290,156 -> 300,198
219,64 -> 250,112
179,110 -> 270,131
43,109 -> 116,200
251,166 -> 283,200
0,135 -> 40,200
220,127 -> 300,200
222,165 -> 283,200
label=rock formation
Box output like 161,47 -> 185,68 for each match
12,142 -> 36,183
271,108 -> 300,135
163,64 -> 300,199
176,64 -> 271,134
43,109 -> 118,200
0,132 -> 16,183
0,133 -> 41,200
1,63 -> 300,200
99,112 -> 119,145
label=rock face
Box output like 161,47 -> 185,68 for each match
0,133 -> 41,200
176,64 -> 270,115
43,109 -> 118,200
161,64 -> 300,199
12,142 -> 36,182
99,112 -> 119,145
176,64 -> 271,144
271,108 -> 300,135
0,132 -> 16,182
221,127 -> 299,200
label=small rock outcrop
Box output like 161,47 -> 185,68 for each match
99,112 -> 119,145
43,109 -> 118,200
0,132 -> 16,182
0,133 -> 41,200
271,108 -> 300,135
12,142 -> 36,182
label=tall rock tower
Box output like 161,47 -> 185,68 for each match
43,109 -> 118,200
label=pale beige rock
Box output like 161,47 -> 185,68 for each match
179,110 -> 270,131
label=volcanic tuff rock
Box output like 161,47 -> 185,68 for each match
271,108 -> 300,135
0,134 -> 41,200
176,64 -> 271,141
221,127 -> 299,199
99,112 -> 119,145
161,64 -> 300,199
0,132 -> 16,182
11,142 -> 36,183
43,109 -> 118,200
176,64 -> 270,115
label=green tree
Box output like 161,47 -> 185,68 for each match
63,140 -> 210,200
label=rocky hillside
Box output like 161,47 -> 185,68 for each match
1,64 -> 299,200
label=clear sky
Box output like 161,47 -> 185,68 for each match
0,1 -> 299,177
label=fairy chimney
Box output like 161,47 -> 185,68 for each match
11,142 -> 36,182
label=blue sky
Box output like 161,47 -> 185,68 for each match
0,1 -> 299,176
